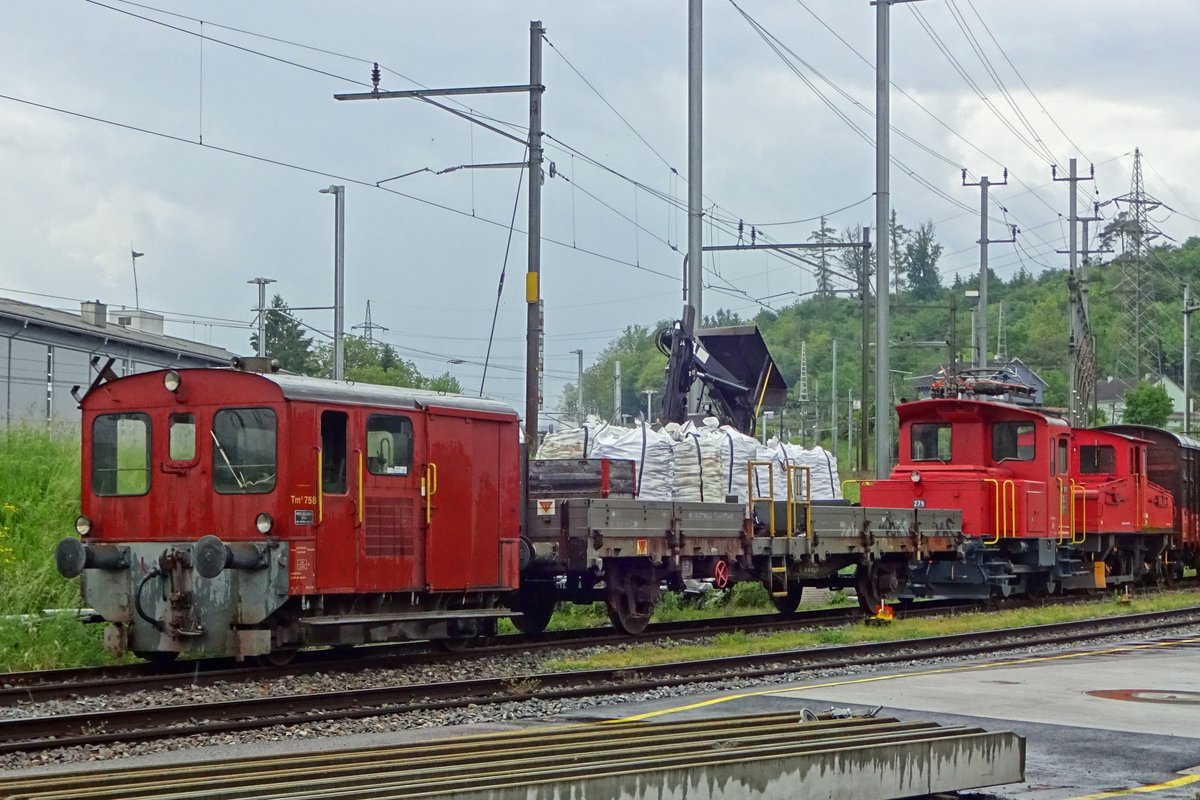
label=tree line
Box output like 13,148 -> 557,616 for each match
251,295 -> 460,393
557,220 -> 1200,437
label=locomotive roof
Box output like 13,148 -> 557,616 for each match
1097,424 -> 1200,451
259,372 -> 518,417
897,398 -> 1069,427
89,368 -> 519,418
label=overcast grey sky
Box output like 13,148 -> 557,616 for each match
2,0 -> 1197,415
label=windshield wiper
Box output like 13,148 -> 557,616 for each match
211,430 -> 248,490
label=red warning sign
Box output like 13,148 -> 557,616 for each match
536,499 -> 555,516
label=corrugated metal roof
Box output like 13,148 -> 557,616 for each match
0,296 -> 236,363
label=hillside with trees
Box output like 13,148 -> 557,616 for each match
556,221 -> 1200,461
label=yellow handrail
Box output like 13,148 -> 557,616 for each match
316,448 -> 324,525
423,462 -> 439,524
747,460 -> 776,536
1136,472 -> 1144,529
840,479 -> 872,503
1070,479 -> 1086,545
1055,477 -> 1070,543
1003,480 -> 1016,540
983,478 -> 1001,545
356,450 -> 364,525
983,478 -> 1016,544
786,464 -> 812,540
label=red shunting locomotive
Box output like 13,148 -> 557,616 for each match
860,398 -> 1199,598
55,366 -> 520,662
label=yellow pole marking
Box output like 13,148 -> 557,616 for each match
1067,773 -> 1200,799
605,635 -> 1200,724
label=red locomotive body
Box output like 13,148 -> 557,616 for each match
861,399 -> 1070,541
1070,429 -> 1173,535
861,398 -> 1186,598
56,368 -> 520,661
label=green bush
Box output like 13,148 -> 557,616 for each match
730,580 -> 771,608
827,589 -> 850,607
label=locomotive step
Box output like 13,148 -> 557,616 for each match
302,608 -> 513,627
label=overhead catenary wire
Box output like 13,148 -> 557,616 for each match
88,0 -> 890,315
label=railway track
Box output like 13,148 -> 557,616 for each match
0,599 -> 976,705
2,605 -> 1196,756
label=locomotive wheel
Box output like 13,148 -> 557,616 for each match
437,595 -> 499,650
770,585 -> 805,615
133,650 -> 179,668
257,648 -> 298,667
1025,572 -> 1057,600
606,593 -> 652,635
855,567 -> 884,615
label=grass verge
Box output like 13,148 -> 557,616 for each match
541,590 -> 1200,671
0,427 -> 113,672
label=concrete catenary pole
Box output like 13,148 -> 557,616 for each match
318,185 -> 346,381
976,176 -> 990,369
687,0 -> 703,410
526,21 -> 545,451
1186,285 -> 1199,435
831,338 -> 838,459
874,0 -> 892,478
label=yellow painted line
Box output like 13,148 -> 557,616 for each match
606,636 -> 1200,723
1068,773 -> 1200,799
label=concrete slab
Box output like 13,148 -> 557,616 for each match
560,634 -> 1200,800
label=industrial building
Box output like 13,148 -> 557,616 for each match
0,296 -> 238,427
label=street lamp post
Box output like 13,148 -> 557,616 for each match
318,185 -> 346,381
644,389 -> 656,423
130,249 -> 145,311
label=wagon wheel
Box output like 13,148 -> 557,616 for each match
855,566 -> 884,615
603,562 -> 657,635
257,648 -> 299,667
511,599 -> 556,636
770,584 -> 805,615
606,592 -> 652,635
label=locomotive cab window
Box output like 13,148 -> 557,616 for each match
212,408 -> 277,494
1080,444 -> 1116,474
321,410 -> 348,494
168,413 -> 196,461
366,415 -> 414,476
92,413 -> 151,496
992,421 -> 1036,462
911,423 -> 952,462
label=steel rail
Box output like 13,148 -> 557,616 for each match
0,599 -> 976,705
0,605 -> 1196,755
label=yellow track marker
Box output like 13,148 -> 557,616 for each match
1067,773 -> 1200,799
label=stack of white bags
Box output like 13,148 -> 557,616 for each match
756,439 -> 842,501
538,418 -> 840,502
